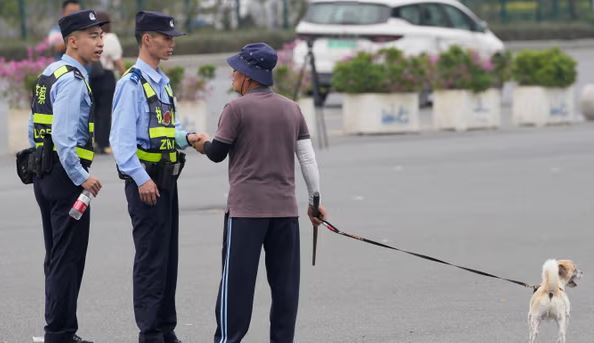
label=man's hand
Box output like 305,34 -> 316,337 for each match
82,176 -> 102,197
308,205 -> 327,226
138,179 -> 160,206
186,133 -> 200,145
192,132 -> 210,154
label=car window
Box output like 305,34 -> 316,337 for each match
420,3 -> 450,28
304,2 -> 390,25
442,5 -> 474,31
392,5 -> 421,25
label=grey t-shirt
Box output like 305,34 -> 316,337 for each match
215,88 -> 310,218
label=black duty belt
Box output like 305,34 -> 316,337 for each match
119,152 -> 186,191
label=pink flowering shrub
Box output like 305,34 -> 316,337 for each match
377,48 -> 430,93
276,40 -> 297,66
174,65 -> 216,102
273,41 -> 312,99
0,39 -> 53,108
332,48 -> 429,94
431,46 -> 509,93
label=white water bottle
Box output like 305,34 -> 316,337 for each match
69,190 -> 92,220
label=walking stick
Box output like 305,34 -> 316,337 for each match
312,192 -> 320,266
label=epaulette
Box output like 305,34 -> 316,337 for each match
72,69 -> 84,80
127,67 -> 142,84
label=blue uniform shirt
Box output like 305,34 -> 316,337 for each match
27,54 -> 92,186
110,58 -> 189,187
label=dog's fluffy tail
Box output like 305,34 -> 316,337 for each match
542,259 -> 560,293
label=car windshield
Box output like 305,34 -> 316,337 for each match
304,2 -> 390,25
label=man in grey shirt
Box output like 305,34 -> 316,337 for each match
193,42 -> 327,343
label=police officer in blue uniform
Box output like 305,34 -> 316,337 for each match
27,9 -> 106,343
110,11 -> 198,343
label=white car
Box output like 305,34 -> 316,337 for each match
293,0 -> 505,86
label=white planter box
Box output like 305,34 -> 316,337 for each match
175,99 -> 208,133
342,93 -> 419,134
579,84 -> 594,121
9,107 -> 30,154
512,86 -> 575,126
0,100 -> 8,155
297,97 -> 317,138
433,89 -> 501,131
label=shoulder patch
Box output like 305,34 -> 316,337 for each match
128,68 -> 142,84
72,69 -> 84,80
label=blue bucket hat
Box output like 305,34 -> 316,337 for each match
227,43 -> 277,86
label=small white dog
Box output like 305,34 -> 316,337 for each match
528,259 -> 583,343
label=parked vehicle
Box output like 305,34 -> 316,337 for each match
293,0 -> 505,88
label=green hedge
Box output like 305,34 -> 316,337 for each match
0,29 -> 296,61
512,48 -> 577,87
120,29 -> 296,57
490,22 -> 594,41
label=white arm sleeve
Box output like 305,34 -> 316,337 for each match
296,138 -> 320,205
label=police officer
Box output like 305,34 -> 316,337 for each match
192,42 -> 328,343
28,9 -> 106,343
110,11 -> 198,343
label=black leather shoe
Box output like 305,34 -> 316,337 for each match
164,333 -> 182,343
72,334 -> 93,343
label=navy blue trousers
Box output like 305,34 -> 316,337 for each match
33,162 -> 89,343
214,214 -> 300,343
125,180 -> 179,343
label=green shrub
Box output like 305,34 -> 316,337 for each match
332,49 -> 429,94
273,64 -> 300,99
511,48 -> 576,87
332,52 -> 386,93
432,46 -> 494,93
123,60 -> 135,72
379,49 -> 430,93
120,30 -> 296,57
491,50 -> 513,88
198,64 -> 216,80
164,66 -> 185,94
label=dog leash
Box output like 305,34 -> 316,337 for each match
312,193 -> 320,266
316,218 -> 538,292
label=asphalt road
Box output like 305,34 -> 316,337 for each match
1,119 -> 593,342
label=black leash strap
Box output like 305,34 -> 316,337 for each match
318,219 -> 537,291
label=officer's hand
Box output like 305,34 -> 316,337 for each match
308,205 -> 327,226
138,179 -> 160,206
82,176 -> 102,197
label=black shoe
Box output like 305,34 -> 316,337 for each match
164,333 -> 181,343
72,334 -> 93,343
